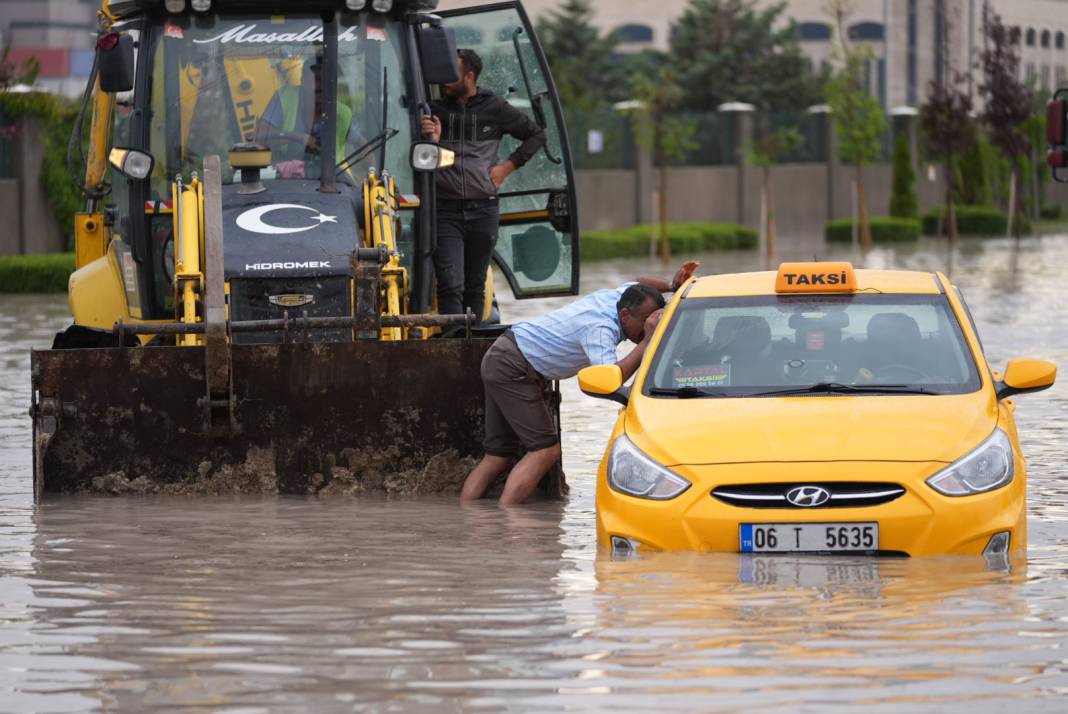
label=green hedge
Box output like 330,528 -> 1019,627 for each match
1040,203 -> 1065,220
581,222 -> 757,261
921,205 -> 1028,236
825,217 -> 921,243
0,253 -> 75,293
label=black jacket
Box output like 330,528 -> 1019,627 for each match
431,88 -> 546,201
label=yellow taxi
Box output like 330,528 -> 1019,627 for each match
578,262 -> 1056,557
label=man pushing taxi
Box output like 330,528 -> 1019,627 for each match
461,260 -> 701,506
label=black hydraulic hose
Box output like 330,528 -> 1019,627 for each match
379,65 -> 389,171
67,52 -> 109,203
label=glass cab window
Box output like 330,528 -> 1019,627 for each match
148,13 -> 412,200
647,295 -> 982,396
440,3 -> 580,298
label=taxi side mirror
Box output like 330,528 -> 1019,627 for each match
997,358 -> 1057,399
578,365 -> 629,406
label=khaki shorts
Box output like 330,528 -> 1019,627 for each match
481,331 -> 559,457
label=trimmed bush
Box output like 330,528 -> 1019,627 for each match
581,222 -> 757,261
1040,203 -> 1065,220
920,205 -> 1027,235
0,253 -> 75,293
825,217 -> 921,243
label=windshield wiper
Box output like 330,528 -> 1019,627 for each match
648,386 -> 729,398
336,128 -> 399,176
749,382 -> 935,396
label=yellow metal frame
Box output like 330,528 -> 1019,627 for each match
173,177 -> 205,346
362,169 -> 408,341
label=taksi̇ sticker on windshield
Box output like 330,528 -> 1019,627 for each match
673,365 -> 730,388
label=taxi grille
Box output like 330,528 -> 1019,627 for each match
711,482 -> 906,509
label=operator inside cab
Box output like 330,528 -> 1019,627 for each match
256,48 -> 366,180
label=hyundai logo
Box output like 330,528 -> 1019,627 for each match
785,485 -> 831,507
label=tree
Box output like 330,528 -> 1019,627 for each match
1022,85 -> 1050,220
670,0 -> 822,112
978,6 -> 1032,237
749,125 -> 802,266
889,133 -> 918,219
921,71 -> 975,242
956,136 -> 992,207
536,0 -> 624,112
825,0 -> 886,252
628,66 -> 697,263
0,46 -> 38,91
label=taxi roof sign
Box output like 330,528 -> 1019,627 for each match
775,262 -> 857,293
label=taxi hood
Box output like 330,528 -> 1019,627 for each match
624,392 -> 998,465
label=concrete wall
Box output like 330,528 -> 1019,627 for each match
0,114 -> 66,256
575,161 -> 950,237
0,180 -> 20,254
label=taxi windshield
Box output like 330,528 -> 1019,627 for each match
646,294 -> 982,397
148,13 -> 411,197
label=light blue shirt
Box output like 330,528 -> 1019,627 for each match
512,283 -> 635,381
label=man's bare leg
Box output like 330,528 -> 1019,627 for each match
498,443 -> 561,506
461,454 -> 515,501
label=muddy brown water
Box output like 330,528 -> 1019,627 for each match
1,235 -> 1067,712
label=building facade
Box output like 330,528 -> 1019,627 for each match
440,0 -> 1068,108
1,0 -> 97,97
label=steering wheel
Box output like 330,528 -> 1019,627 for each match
870,363 -> 929,383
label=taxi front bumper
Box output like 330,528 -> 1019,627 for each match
596,460 -> 1026,557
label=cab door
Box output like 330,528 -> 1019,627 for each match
438,1 -> 580,297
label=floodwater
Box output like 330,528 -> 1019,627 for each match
1,235 -> 1067,712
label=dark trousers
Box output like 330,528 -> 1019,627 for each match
434,199 -> 500,319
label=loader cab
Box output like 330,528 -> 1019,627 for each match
88,0 -> 578,329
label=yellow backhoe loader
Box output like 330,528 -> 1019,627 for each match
31,0 -> 579,498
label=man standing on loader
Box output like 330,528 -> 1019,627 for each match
462,261 -> 701,506
421,49 -> 546,320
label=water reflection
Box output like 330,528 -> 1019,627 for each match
591,553 -> 1042,709
22,497 -> 574,711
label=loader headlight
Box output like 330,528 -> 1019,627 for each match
345,0 -> 368,10
607,434 -> 690,500
410,142 -> 455,172
372,0 -> 394,12
190,0 -> 211,12
163,0 -> 187,14
926,429 -> 1015,496
108,147 -> 155,181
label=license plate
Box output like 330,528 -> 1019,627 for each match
739,522 -> 878,553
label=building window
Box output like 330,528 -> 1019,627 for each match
1057,32 -> 1065,50
797,22 -> 832,41
1026,62 -> 1036,83
1042,64 -> 1050,90
615,24 -> 654,44
1026,28 -> 1036,46
848,22 -> 884,42
1042,30 -> 1051,48
907,0 -> 917,105
1057,65 -> 1067,86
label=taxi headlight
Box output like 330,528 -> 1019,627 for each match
608,434 -> 690,500
926,429 -> 1015,496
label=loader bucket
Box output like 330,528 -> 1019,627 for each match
30,339 -> 566,499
